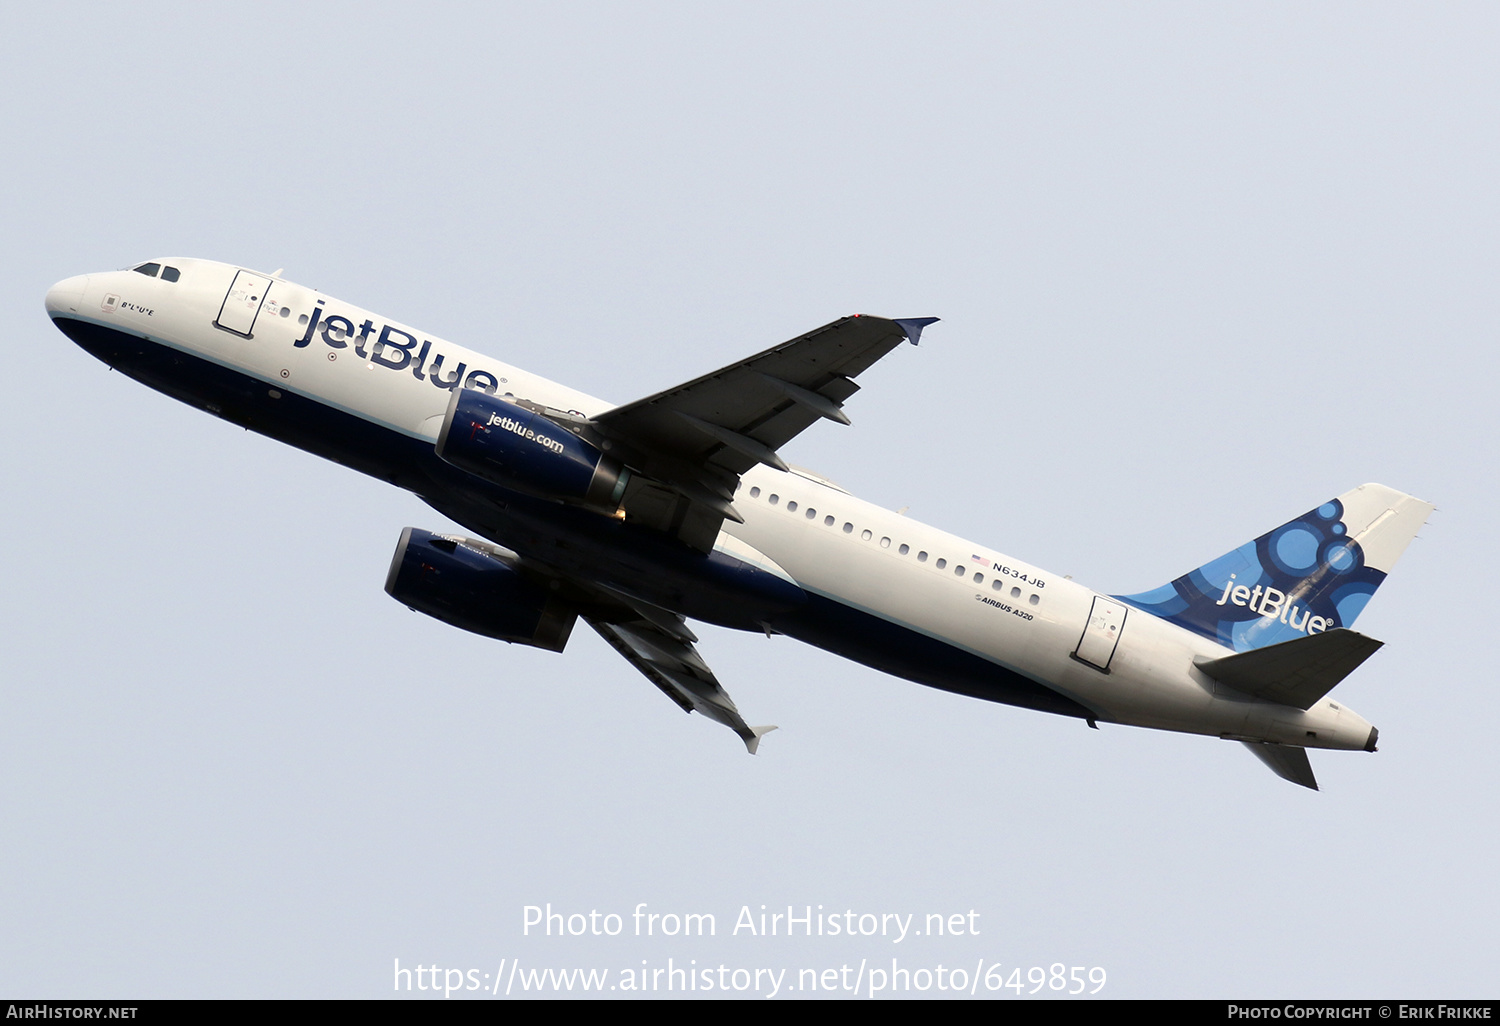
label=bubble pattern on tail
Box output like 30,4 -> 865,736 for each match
1118,497 -> 1386,652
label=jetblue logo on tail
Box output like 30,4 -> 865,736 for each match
1213,574 -> 1332,634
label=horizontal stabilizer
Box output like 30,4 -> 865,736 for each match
1195,628 -> 1383,710
1242,741 -> 1319,790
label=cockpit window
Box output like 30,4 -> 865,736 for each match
161,266 -> 181,283
132,262 -> 161,277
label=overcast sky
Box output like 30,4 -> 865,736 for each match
3,2 -> 1496,999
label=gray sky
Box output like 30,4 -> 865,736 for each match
3,2 -> 1496,999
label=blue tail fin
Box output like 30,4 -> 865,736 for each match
1119,484 -> 1433,652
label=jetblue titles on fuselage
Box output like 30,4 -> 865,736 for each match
294,299 -> 505,395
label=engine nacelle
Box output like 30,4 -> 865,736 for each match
384,527 -> 576,652
436,388 -> 629,509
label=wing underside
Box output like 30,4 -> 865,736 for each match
588,613 -> 776,754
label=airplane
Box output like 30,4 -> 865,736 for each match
44,257 -> 1434,789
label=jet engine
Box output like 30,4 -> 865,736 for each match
435,388 -> 629,509
384,527 -> 576,652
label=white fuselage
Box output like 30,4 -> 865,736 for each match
45,258 -> 1376,753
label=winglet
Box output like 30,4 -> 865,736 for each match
742,725 -> 779,755
893,317 -> 940,346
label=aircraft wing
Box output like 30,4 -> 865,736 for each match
587,610 -> 777,754
589,315 -> 935,551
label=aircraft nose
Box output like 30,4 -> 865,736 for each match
45,274 -> 90,317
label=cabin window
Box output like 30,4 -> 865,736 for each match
805,508 -> 817,519
899,543 -> 909,555
936,558 -> 947,569
132,262 -> 161,278
768,494 -> 779,505
749,486 -> 761,498
842,522 -> 853,534
992,580 -> 1003,591
1010,587 -> 1021,598
917,551 -> 928,562
824,515 -> 835,527
973,572 -> 984,583
1029,594 -> 1040,606
786,500 -> 797,512
955,565 -> 966,576
880,537 -> 891,548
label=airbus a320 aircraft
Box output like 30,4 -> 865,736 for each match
46,258 -> 1434,789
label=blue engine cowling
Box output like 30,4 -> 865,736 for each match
435,388 -> 629,509
384,527 -> 576,652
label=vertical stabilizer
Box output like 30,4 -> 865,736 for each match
1120,484 -> 1433,652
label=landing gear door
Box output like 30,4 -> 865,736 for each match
215,270 -> 272,338
1075,596 -> 1127,672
